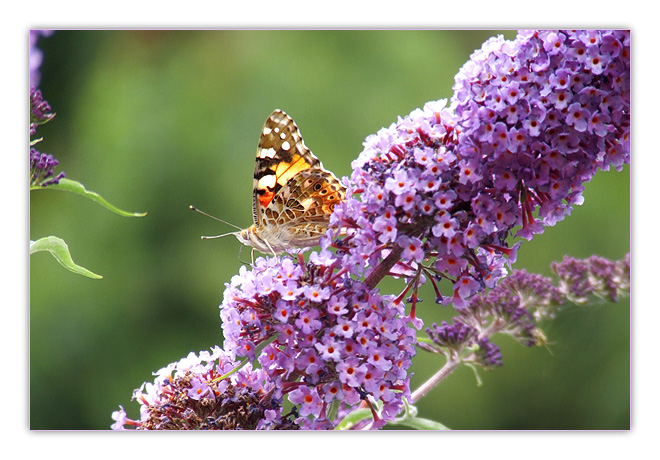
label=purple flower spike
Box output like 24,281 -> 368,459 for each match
220,256 -> 416,429
325,30 -> 629,309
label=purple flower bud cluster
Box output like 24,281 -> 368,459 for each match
423,254 -> 628,371
220,255 -> 416,429
551,253 -> 630,304
30,147 -> 65,187
464,269 -> 561,347
30,88 -> 54,136
111,346 -> 299,430
424,269 -> 561,368
30,88 -> 63,187
424,321 -> 504,369
473,337 -> 503,368
426,319 -> 475,351
327,30 -> 629,309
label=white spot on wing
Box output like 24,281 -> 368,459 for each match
258,175 -> 276,189
281,141 -> 291,151
260,148 -> 277,158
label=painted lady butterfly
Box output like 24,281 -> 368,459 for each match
233,110 -> 346,255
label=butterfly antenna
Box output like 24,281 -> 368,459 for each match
189,205 -> 242,231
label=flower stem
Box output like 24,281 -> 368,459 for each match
364,246 -> 404,290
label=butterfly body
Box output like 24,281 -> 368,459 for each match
235,110 -> 345,255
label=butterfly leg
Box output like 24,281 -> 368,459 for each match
264,239 -> 278,258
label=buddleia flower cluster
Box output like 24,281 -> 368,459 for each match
222,255 -> 416,429
551,253 -> 630,305
112,30 -> 629,430
30,88 -> 64,187
111,346 -> 300,430
327,30 -> 629,308
420,254 -> 630,382
112,254 -> 416,430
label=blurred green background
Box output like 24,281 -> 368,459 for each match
29,30 -> 629,430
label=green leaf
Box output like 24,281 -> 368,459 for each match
212,357 -> 249,382
326,399 -> 340,424
211,336 -> 277,383
387,416 -> 451,430
32,178 -> 147,217
30,236 -> 103,279
334,409 -> 374,430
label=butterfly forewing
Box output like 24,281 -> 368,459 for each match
240,109 -> 345,254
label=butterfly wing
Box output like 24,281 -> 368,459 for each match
251,110 -> 345,249
269,167 -> 345,247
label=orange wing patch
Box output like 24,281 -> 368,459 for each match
257,189 -> 276,208
273,154 -> 312,186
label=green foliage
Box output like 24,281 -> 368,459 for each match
388,415 -> 451,431
38,178 -> 147,217
30,236 -> 102,279
30,178 -> 146,278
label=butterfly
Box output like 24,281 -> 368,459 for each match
231,110 -> 346,255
